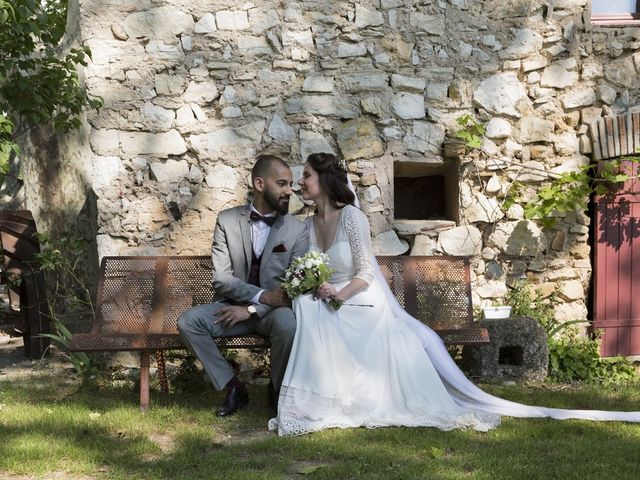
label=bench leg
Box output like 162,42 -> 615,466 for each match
155,350 -> 169,394
140,351 -> 150,412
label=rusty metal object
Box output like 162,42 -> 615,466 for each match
0,211 -> 50,358
71,255 -> 488,409
377,256 -> 489,345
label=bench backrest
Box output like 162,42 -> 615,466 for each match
87,255 -> 474,340
376,256 -> 473,330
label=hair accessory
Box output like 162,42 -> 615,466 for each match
338,158 -> 348,173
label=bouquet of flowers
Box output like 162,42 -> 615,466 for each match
281,251 -> 343,310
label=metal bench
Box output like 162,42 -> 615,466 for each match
70,255 -> 488,410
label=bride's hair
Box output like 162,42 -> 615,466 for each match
306,153 -> 356,207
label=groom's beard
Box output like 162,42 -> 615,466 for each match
264,189 -> 290,215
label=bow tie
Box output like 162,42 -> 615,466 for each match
249,211 -> 276,226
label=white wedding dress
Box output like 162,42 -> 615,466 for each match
270,205 -> 500,435
269,204 -> 640,436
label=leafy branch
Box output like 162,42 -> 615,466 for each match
455,114 -> 485,149
454,115 -> 640,226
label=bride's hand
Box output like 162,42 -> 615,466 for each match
316,282 -> 338,301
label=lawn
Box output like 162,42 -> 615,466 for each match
1,358 -> 640,480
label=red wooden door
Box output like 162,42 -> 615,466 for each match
593,160 -> 640,356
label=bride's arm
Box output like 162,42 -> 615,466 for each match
321,205 -> 375,302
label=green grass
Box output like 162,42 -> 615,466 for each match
1,368 -> 640,480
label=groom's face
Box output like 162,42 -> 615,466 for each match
259,163 -> 293,215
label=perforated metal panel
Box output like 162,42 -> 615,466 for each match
71,254 -> 487,353
376,256 -> 488,345
70,256 -> 270,352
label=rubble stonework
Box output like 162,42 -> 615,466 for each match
19,0 -> 638,323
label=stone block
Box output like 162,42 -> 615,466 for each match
604,55 -> 639,89
205,164 -> 238,191
194,13 -> 217,34
403,121 -> 445,154
488,220 -> 547,256
338,42 -> 367,57
90,128 -> 120,155
120,131 -> 187,157
597,84 -> 617,105
438,225 -> 482,256
190,121 -> 265,160
299,130 -> 334,161
237,35 -> 272,55
580,106 -> 602,125
477,280 -> 508,298
391,74 -> 426,92
410,235 -> 437,255
268,114 -> 295,143
540,60 -> 579,88
183,81 -> 219,103
249,8 -> 280,34
342,73 -> 389,92
561,88 -> 596,109
499,28 -> 543,60
124,6 -> 194,39
485,118 -> 512,139
155,74 -> 187,96
150,159 -> 189,183
373,230 -> 409,255
516,117 -> 555,143
216,10 -> 250,30
522,55 -> 548,72
409,13 -> 445,35
473,72 -> 527,117
300,95 -> 359,118
466,193 -> 504,223
141,103 -> 175,129
355,4 -> 384,28
336,118 -> 384,160
393,92 -> 426,119
302,75 -> 334,93
92,156 -> 124,189
462,317 -> 549,383
282,28 -> 314,46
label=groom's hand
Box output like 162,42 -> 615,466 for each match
214,306 -> 251,329
259,287 -> 291,307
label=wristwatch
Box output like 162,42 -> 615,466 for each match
247,305 -> 258,319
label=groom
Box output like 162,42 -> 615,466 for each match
178,155 -> 308,416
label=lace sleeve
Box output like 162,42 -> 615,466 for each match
343,205 -> 375,285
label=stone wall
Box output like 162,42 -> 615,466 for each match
19,0 -> 640,322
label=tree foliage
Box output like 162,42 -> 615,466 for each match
0,0 -> 101,170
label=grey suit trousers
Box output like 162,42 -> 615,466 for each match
177,302 -> 296,391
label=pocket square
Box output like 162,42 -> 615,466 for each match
272,243 -> 288,253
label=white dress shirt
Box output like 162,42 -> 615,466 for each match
249,204 -> 276,305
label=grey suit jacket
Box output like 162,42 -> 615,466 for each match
211,205 -> 309,318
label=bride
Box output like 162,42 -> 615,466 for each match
269,152 -> 640,437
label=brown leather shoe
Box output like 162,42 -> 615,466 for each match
216,385 -> 249,417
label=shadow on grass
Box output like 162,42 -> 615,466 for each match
1,379 -> 640,480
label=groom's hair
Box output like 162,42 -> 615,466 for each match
252,155 -> 289,183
